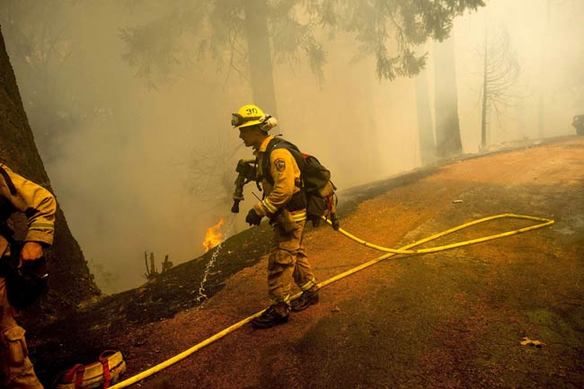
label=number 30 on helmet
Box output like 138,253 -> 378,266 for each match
231,104 -> 277,132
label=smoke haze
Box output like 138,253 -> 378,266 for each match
0,0 -> 581,292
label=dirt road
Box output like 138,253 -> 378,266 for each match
63,138 -> 584,388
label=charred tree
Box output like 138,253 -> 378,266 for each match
0,1 -> 84,163
481,32 -> 488,149
434,37 -> 463,158
479,25 -> 520,150
415,67 -> 436,165
120,0 -> 286,116
537,0 -> 551,139
0,27 -> 99,316
329,1 -> 484,81
243,0 -> 278,116
328,2 -> 484,159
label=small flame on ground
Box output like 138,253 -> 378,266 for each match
203,218 -> 225,252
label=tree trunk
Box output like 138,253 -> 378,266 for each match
433,37 -> 463,158
415,68 -> 436,165
481,28 -> 488,150
243,0 -> 278,116
0,27 -> 99,316
537,0 -> 551,139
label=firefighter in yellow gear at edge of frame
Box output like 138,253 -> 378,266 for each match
0,163 -> 56,388
232,104 -> 320,329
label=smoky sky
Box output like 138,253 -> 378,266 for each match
0,0 -> 581,293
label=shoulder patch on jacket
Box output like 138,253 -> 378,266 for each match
274,159 -> 286,172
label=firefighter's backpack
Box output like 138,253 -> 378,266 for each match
263,137 -> 339,229
56,350 -> 126,389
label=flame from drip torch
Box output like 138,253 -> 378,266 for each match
203,218 -> 225,252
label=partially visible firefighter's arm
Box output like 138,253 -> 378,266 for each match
231,159 -> 257,213
0,164 -> 57,261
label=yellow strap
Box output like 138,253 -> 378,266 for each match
110,213 -> 554,388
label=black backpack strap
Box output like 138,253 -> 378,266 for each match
262,138 -> 305,186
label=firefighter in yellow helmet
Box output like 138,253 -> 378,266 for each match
0,163 -> 56,388
232,104 -> 319,329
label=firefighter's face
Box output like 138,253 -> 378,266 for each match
239,126 -> 262,147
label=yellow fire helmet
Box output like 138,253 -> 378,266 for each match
231,104 -> 272,130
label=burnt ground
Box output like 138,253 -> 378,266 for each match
28,137 -> 583,388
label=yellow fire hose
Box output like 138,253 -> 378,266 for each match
110,213 -> 554,388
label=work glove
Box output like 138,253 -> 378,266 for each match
246,208 -> 263,226
20,241 -> 45,262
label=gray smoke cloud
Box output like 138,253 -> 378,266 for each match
1,0 -> 581,293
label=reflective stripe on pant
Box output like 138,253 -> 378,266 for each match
0,276 -> 43,389
268,219 -> 316,304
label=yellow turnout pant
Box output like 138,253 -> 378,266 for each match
0,274 -> 43,389
268,219 -> 317,305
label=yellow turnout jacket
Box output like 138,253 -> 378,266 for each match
253,136 -> 306,222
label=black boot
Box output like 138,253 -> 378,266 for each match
251,302 -> 289,329
290,288 -> 319,312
